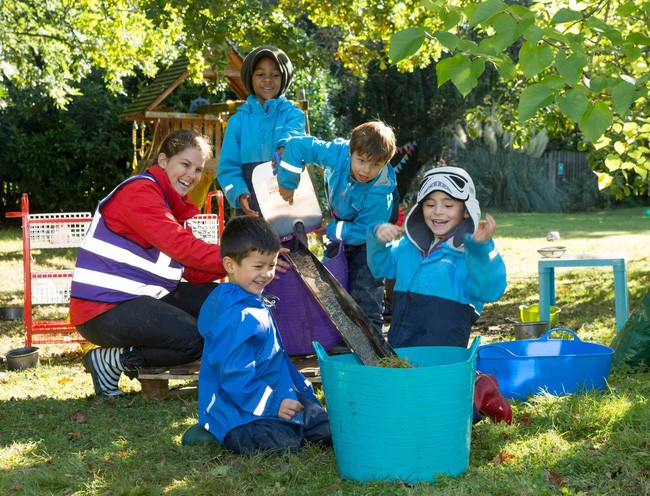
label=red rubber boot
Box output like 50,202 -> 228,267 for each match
474,373 -> 512,424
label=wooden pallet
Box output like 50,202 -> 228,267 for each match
137,355 -> 322,400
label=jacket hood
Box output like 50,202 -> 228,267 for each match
366,162 -> 397,194
405,166 -> 480,251
241,45 -> 294,97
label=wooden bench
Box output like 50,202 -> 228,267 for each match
137,355 -> 322,400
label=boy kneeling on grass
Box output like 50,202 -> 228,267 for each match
183,216 -> 332,454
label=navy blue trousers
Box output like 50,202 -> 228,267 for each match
223,394 -> 331,455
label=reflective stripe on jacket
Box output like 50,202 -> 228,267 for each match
71,173 -> 184,303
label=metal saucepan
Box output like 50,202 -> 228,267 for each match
505,318 -> 550,340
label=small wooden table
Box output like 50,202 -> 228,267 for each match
538,253 -> 629,331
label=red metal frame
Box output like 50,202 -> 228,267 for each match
6,194 -> 91,346
6,191 -> 226,346
205,189 -> 225,222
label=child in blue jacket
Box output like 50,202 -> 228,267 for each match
188,216 -> 331,454
276,121 -> 397,329
367,166 -> 511,423
217,45 -> 306,216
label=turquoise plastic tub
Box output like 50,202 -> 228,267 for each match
314,338 -> 479,483
476,328 -> 613,400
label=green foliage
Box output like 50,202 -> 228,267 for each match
2,0 -> 648,199
0,0 -> 182,107
555,169 -> 613,212
458,143 -> 566,212
0,0 -> 323,108
449,141 -> 614,213
0,72 -> 132,214
389,0 -> 650,198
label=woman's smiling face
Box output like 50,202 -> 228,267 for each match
158,147 -> 205,197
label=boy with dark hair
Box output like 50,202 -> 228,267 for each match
275,121 -> 398,330
184,216 -> 331,454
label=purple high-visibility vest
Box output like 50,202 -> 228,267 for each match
71,173 -> 185,303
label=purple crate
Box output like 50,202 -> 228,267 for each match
266,240 -> 348,356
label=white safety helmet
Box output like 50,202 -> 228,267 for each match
405,166 -> 481,251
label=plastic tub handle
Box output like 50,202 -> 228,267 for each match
538,328 -> 582,342
466,335 -> 481,362
312,341 -> 329,363
477,345 -> 519,359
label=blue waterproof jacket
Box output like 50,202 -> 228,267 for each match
279,136 -> 396,246
217,94 -> 306,209
367,230 -> 507,348
197,283 -> 318,443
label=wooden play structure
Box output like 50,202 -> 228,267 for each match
119,45 -> 309,211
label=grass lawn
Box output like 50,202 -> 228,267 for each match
1,207 -> 649,495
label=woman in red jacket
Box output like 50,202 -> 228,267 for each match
70,129 -> 227,397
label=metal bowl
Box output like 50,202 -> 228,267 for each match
1,306 -> 24,320
5,346 -> 40,371
513,321 -> 549,340
537,245 -> 566,258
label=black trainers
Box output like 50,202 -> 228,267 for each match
83,347 -> 125,397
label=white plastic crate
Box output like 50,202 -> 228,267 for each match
187,214 -> 222,245
28,212 -> 91,249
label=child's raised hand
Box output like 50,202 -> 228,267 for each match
238,194 -> 259,217
314,219 -> 328,236
273,248 -> 292,278
278,185 -> 295,205
375,223 -> 404,243
278,398 -> 304,420
473,213 -> 496,243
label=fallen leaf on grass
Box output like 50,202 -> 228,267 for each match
70,410 -> 89,423
58,377 -> 73,385
520,412 -> 531,424
68,431 -> 80,440
249,465 -> 264,474
606,466 -> 623,479
211,465 -> 231,476
544,470 -> 563,485
492,451 -> 515,465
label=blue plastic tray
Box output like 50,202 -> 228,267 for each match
476,328 -> 613,400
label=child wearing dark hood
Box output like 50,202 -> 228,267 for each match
217,45 -> 306,217
366,166 -> 512,424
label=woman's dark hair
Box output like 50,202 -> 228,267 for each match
221,216 -> 281,263
157,129 -> 212,163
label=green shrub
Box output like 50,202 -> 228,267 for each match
457,143 -> 564,212
0,71 -> 132,216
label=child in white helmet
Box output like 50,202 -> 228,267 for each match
367,166 -> 511,423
